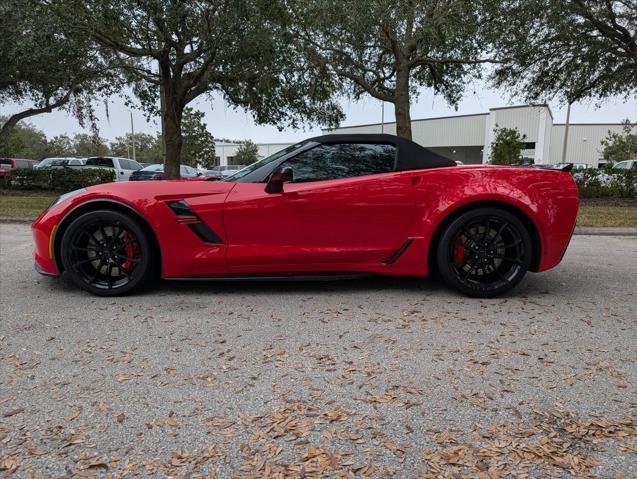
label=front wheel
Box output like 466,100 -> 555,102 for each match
60,210 -> 154,296
436,207 -> 532,298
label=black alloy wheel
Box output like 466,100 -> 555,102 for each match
60,210 -> 154,296
436,207 -> 532,298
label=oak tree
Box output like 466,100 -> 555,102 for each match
290,0 -> 499,139
62,0 -> 342,178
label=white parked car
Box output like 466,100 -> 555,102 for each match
85,156 -> 142,181
612,159 -> 637,170
35,157 -> 87,169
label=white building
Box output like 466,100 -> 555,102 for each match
326,105 -> 632,167
214,141 -> 294,166
217,105 -> 632,168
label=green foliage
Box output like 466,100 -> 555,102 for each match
181,108 -> 216,168
71,134 -> 109,157
64,0 -> 342,178
292,0 -> 494,138
600,120 -> 637,167
572,169 -> 637,198
4,167 -> 115,192
489,126 -> 527,165
109,133 -> 163,164
487,1 -> 637,103
232,140 -> 260,165
0,117 -> 50,159
0,0 -> 119,143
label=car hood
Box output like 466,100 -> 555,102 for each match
79,178 -> 236,204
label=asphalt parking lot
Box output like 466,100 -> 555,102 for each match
1,222 -> 635,478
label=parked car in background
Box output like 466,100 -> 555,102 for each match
35,157 -> 87,169
203,164 -> 246,179
130,164 -> 201,181
0,158 -> 38,177
85,156 -> 142,181
612,159 -> 637,170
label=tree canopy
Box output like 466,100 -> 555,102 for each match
181,108 -> 216,168
0,0 -> 117,145
290,0 -> 499,139
487,0 -> 637,103
60,0 -> 342,178
600,120 -> 637,166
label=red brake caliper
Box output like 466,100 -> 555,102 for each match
453,236 -> 465,265
122,232 -> 138,272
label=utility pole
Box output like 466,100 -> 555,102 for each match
381,102 -> 385,134
160,82 -> 166,164
129,110 -> 136,162
561,101 -> 572,164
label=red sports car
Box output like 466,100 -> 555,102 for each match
32,134 -> 579,298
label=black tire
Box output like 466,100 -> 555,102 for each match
60,210 -> 154,296
436,207 -> 532,298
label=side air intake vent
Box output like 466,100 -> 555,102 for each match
166,200 -> 224,244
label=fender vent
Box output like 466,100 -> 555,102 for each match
167,200 -> 224,244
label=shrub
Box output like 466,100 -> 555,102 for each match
489,125 -> 527,165
572,169 -> 637,198
3,167 -> 115,192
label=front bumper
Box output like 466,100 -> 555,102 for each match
34,261 -> 59,277
32,212 -> 61,277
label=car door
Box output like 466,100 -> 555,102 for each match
222,142 -> 416,274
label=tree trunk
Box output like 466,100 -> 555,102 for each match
160,60 -> 183,179
393,68 -> 412,140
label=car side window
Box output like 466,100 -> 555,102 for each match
280,143 -> 396,183
87,157 -> 114,168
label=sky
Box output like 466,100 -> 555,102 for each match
3,79 -> 636,144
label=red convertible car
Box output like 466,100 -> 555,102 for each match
32,134 -> 579,298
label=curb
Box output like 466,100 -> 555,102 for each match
574,227 -> 637,236
0,217 -> 33,224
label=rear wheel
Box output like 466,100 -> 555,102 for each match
60,210 -> 154,296
436,207 -> 532,298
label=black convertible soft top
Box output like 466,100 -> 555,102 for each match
310,134 -> 456,170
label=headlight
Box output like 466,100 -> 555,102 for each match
49,188 -> 87,209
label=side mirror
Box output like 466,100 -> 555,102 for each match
265,166 -> 293,194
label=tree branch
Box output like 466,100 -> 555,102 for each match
0,91 -> 74,144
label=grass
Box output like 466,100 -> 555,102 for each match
0,195 -> 55,219
576,206 -> 637,228
0,193 -> 636,227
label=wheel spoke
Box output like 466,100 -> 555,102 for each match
462,227 -> 480,245
71,245 -> 99,252
481,218 -> 490,243
106,263 -> 113,288
114,253 -> 140,263
492,255 -> 523,265
114,258 -> 130,279
462,258 -> 479,281
499,239 -> 522,249
489,221 -> 508,246
72,257 -> 99,268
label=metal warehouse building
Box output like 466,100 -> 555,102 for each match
215,104 -> 630,167
326,105 -> 630,167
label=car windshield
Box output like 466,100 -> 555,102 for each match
223,141 -> 309,181
141,164 -> 163,172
